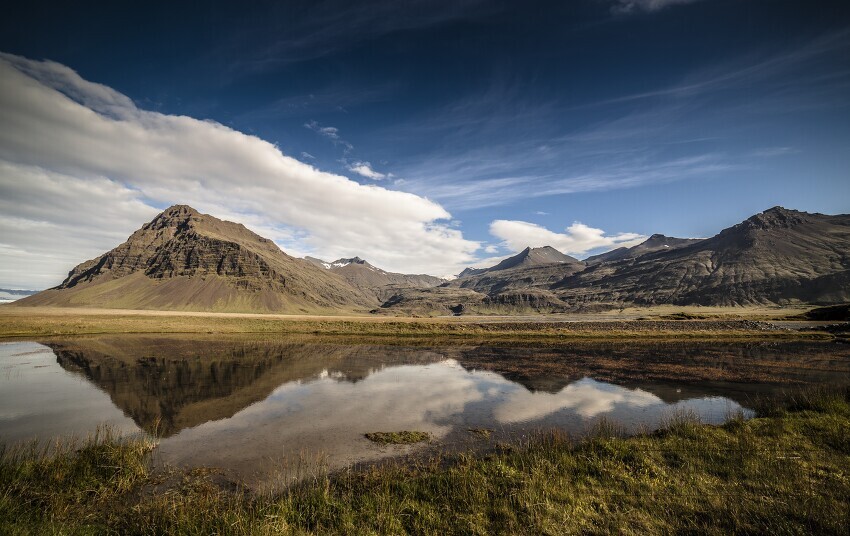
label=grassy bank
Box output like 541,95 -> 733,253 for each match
0,306 -> 833,341
2,389 -> 848,535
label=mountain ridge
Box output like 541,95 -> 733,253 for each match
14,205 -> 850,315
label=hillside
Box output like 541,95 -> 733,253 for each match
555,207 -> 850,308
17,205 -> 376,313
379,207 -> 850,314
306,256 -> 444,301
451,246 -> 585,295
584,234 -> 704,264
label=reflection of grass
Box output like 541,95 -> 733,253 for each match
2,388 -> 848,534
365,431 -> 431,444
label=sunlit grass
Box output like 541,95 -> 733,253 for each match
0,307 -> 834,341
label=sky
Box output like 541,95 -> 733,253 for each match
1,0 -> 849,289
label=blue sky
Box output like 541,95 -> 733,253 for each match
0,0 -> 849,288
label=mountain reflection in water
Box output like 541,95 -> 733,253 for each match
2,336 -> 848,488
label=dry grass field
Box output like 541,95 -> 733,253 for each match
0,305 -> 829,341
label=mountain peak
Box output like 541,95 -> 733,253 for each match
332,257 -> 367,266
160,204 -> 200,218
742,206 -> 808,231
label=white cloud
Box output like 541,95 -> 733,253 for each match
489,219 -> 645,256
0,53 -> 482,287
300,151 -> 316,160
610,0 -> 705,14
304,120 -> 353,152
347,161 -> 386,180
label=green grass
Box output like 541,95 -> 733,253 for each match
2,389 -> 848,535
365,431 -> 432,445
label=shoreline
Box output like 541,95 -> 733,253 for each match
2,388 -> 847,534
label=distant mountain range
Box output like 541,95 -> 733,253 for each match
13,205 -> 850,314
0,288 -> 38,304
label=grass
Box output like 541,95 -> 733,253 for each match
0,306 -> 834,341
365,431 -> 432,445
2,388 -> 848,534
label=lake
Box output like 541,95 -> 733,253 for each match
2,335 -> 848,490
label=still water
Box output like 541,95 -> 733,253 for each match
2,336 -> 848,488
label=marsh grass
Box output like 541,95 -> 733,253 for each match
0,308 -> 834,342
467,428 -> 494,439
365,431 -> 432,445
2,388 -> 849,535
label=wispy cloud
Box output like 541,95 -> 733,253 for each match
300,151 -> 316,160
237,83 -> 398,121
609,0 -> 706,14
388,29 -> 850,211
225,0 -> 498,73
304,120 -> 354,152
347,161 -> 386,180
304,120 -> 340,139
490,220 -> 645,256
400,150 -> 735,211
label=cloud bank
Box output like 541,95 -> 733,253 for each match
0,53 -> 482,287
490,220 -> 645,256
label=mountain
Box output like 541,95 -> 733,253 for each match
585,234 -> 704,265
12,205 -> 849,315
379,207 -> 850,314
305,256 -> 444,301
459,246 -> 580,278
553,207 -> 850,307
17,205 -> 375,313
449,246 -> 585,296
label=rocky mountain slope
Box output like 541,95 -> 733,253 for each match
554,207 -> 850,308
305,256 -> 444,301
584,234 -> 703,265
17,205 -> 376,313
379,207 -> 850,314
452,247 -> 585,295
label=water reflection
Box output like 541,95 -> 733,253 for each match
1,336 -> 848,488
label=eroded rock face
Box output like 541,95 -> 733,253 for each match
25,205 -> 376,312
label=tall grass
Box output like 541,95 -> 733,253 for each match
2,389 -> 848,534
